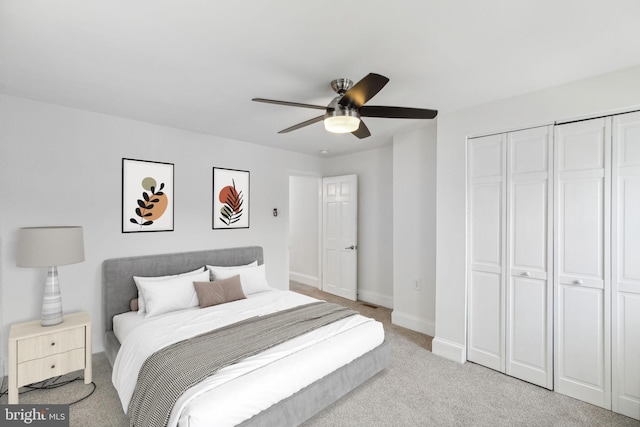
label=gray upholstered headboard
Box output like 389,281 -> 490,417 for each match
102,246 -> 264,333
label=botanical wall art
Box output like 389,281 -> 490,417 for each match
122,158 -> 174,233
212,167 -> 249,229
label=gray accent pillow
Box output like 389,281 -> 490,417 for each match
193,275 -> 246,308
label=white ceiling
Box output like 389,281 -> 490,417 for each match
2,1 -> 640,157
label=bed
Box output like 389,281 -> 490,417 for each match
102,246 -> 389,427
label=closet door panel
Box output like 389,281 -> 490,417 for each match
619,177 -> 640,287
470,183 -> 503,269
506,126 -> 553,389
469,136 -> 503,177
468,271 -> 503,370
557,285 -> 606,401
468,181 -> 504,370
615,293 -> 640,418
511,131 -> 548,174
557,128 -> 605,171
557,178 -> 605,282
554,119 -> 611,409
511,180 -> 547,273
612,112 -> 640,419
467,134 -> 506,372
618,116 -> 640,167
507,276 -> 549,386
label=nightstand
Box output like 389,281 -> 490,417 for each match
7,311 -> 92,404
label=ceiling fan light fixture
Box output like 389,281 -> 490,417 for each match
324,109 -> 360,134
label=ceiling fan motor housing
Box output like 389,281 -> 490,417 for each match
330,78 -> 354,95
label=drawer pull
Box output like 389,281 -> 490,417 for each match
574,279 -> 584,285
51,365 -> 56,369
51,342 -> 56,346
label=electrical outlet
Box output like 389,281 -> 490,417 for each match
412,279 -> 422,291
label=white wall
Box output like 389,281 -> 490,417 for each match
323,146 -> 394,308
288,175 -> 320,287
433,64 -> 640,362
0,237 -> 3,374
0,94 -> 324,369
392,126 -> 437,336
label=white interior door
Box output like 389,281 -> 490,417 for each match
506,126 -> 553,389
467,133 -> 506,372
554,118 -> 611,409
322,174 -> 358,300
612,112 -> 640,419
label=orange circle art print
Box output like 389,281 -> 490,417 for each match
213,167 -> 249,229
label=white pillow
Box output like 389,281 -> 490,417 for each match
208,263 -> 269,295
205,261 -> 257,280
137,270 -> 210,318
133,266 -> 205,315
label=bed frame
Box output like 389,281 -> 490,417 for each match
102,246 -> 389,426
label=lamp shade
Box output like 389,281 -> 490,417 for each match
17,226 -> 85,267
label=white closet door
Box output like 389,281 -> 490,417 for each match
506,126 -> 553,389
612,112 -> 640,420
554,118 -> 611,409
467,133 -> 506,372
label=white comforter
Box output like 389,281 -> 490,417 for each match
112,289 -> 384,427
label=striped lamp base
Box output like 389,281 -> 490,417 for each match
42,266 -> 63,326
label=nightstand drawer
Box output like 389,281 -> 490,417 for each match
17,347 -> 85,387
17,327 -> 85,363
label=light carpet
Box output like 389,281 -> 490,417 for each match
1,283 -> 637,426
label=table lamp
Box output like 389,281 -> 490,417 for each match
17,226 -> 85,326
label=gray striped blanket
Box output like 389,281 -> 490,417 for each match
128,301 -> 357,427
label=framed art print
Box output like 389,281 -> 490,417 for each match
213,167 -> 249,229
122,158 -> 174,233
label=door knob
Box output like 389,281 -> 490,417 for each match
574,279 -> 583,285
345,245 -> 356,250
523,271 -> 532,277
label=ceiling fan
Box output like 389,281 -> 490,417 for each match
252,73 -> 438,139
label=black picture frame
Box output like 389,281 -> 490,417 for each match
122,158 -> 174,233
212,167 -> 250,229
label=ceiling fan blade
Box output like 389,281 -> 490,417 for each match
339,73 -> 389,108
278,115 -> 325,134
360,105 -> 438,119
352,120 -> 371,139
253,98 -> 328,111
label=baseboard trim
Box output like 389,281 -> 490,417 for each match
432,337 -> 466,363
391,310 -> 435,336
357,290 -> 393,309
289,272 -> 319,288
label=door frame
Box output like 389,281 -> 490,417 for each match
288,172 -> 323,289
